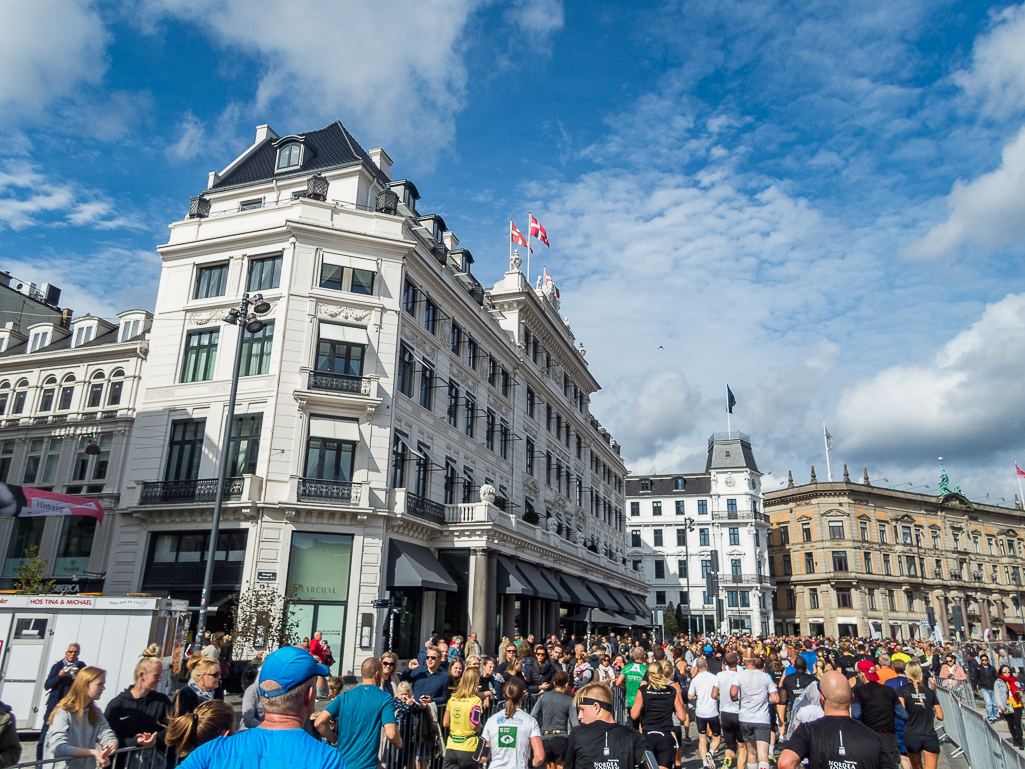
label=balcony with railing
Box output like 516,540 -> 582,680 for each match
712,510 -> 768,522
725,572 -> 774,586
405,492 -> 446,524
307,371 -> 373,396
297,477 -> 360,505
139,477 -> 245,505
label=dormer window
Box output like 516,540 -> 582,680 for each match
29,330 -> 50,352
73,324 -> 95,348
277,143 -> 302,171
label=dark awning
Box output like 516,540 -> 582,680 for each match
625,593 -> 650,616
585,582 -> 617,611
563,608 -> 631,625
497,556 -> 536,596
603,587 -> 632,614
387,540 -> 457,591
515,561 -> 560,601
538,568 -> 572,603
558,574 -> 592,605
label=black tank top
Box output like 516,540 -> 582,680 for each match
641,684 -> 676,732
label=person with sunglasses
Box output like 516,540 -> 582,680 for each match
995,665 -> 1024,750
564,683 -> 648,769
499,644 -> 520,677
380,653 -> 400,695
526,646 -> 557,696
938,655 -> 967,691
174,657 -> 224,719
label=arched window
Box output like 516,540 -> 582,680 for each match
58,374 -> 76,410
0,381 -> 9,416
39,375 -> 58,412
276,143 -> 302,170
107,368 -> 125,407
12,379 -> 29,415
87,370 -> 105,409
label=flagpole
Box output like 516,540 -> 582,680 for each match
509,219 -> 513,264
526,210 -> 532,288
823,420 -> 832,482
725,382 -> 731,436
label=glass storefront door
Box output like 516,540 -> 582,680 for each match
286,532 -> 353,675
289,603 -> 346,676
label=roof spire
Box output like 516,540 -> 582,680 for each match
810,466 -> 817,483
787,471 -> 794,489
863,467 -> 870,486
843,464 -> 850,482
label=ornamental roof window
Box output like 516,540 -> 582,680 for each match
274,135 -> 311,172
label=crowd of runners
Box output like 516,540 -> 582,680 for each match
10,630 -> 1021,769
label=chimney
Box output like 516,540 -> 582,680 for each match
443,231 -> 460,252
255,124 -> 278,145
368,148 -> 393,181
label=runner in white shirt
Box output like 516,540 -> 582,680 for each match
715,652 -> 743,769
688,657 -> 722,769
481,678 -> 544,769
729,657 -> 778,769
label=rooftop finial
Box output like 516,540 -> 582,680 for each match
510,248 -> 522,272
810,466 -> 817,483
843,464 -> 850,482
787,471 -> 794,489
863,467 -> 870,486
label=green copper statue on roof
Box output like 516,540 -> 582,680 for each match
937,457 -> 963,497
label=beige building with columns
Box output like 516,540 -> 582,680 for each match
766,465 -> 1025,641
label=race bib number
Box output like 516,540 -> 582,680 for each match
498,725 -> 518,748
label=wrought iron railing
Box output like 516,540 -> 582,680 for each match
139,477 -> 244,505
297,477 -> 359,504
712,510 -> 767,522
308,370 -> 371,395
726,573 -> 774,585
405,492 -> 445,523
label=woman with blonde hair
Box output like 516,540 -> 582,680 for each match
173,656 -> 223,718
631,660 -> 688,769
44,666 -> 119,769
443,669 -> 483,769
897,661 -> 944,769
165,700 -> 236,759
104,646 -> 172,768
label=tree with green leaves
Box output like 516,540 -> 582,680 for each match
15,545 -> 54,594
664,600 -> 679,638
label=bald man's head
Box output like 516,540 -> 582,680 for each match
819,671 -> 852,715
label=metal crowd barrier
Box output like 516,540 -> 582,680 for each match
12,745 -> 165,769
935,677 -> 1025,769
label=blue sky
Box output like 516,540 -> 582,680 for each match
3,0 -> 1025,502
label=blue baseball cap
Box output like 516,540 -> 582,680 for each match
704,646 -> 714,653
258,646 -> 329,698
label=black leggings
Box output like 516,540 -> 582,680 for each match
1004,708 -> 1023,746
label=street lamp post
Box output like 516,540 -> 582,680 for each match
682,517 -> 695,636
193,292 -> 272,648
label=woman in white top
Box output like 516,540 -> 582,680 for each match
44,666 -> 118,769
481,678 -> 545,769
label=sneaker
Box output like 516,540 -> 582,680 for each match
721,757 -> 733,769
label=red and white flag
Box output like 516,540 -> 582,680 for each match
1017,462 -> 1025,478
543,268 -> 560,299
510,221 -> 531,252
529,214 -> 549,247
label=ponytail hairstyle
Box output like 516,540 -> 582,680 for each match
454,668 -> 481,700
646,659 -> 669,690
134,645 -> 162,682
165,699 -> 235,758
906,661 -> 923,696
503,677 -> 526,718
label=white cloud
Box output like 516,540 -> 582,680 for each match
834,292 -> 1025,459
0,161 -> 146,231
905,126 -> 1025,258
0,1 -> 109,123
505,0 -> 564,41
955,4 -> 1025,119
141,0 -> 481,167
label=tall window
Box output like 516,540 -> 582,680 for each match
653,529 -> 663,547
73,436 -> 108,482
228,414 -> 262,475
317,339 -> 364,377
351,269 -> 375,295
545,452 -> 552,486
697,500 -> 707,515
631,501 -> 639,517
783,554 -> 792,575
652,501 -> 662,516
802,523 -> 812,541
525,439 -> 535,475
677,528 -> 686,546
419,360 -> 434,410
447,382 -> 460,426
501,369 -> 510,398
241,321 -> 274,376
499,420 -> 509,460
863,552 -> 873,573
526,388 -> 535,418
22,439 -> 44,484
444,461 -> 458,504
836,589 -> 852,609
450,324 -> 462,354
108,369 -> 125,406
829,521 -> 845,540
403,281 -> 417,315
860,522 -> 869,541
466,337 -> 477,369
391,434 -> 407,488
423,299 -> 437,334
181,330 -> 219,382
247,255 -> 282,291
0,382 -> 7,415
878,524 -> 888,543
194,263 -> 229,299
699,528 -> 709,546
39,376 -> 57,412
678,560 -> 687,578
397,343 -> 415,397
465,394 -> 476,437
12,380 -> 28,414
631,530 -> 641,547
726,498 -> 737,513
86,372 -> 104,408
164,419 -> 206,481
731,558 -> 742,576
832,551 -> 849,571
729,527 -> 740,545
701,559 -> 712,577
804,553 -> 815,573
0,441 -> 14,482
58,376 -> 75,410
654,560 -> 665,579
485,410 -> 496,451
305,437 -> 355,482
809,589 -> 819,609
3,517 -> 45,578
676,500 -> 685,515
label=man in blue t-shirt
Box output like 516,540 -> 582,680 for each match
315,657 -> 400,769
799,640 -> 818,672
179,646 -> 342,769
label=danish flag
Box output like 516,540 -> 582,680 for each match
529,214 -> 549,247
1017,462 -> 1025,478
510,221 -> 531,252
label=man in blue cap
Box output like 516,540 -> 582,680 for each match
179,646 -> 343,769
315,657 -> 400,769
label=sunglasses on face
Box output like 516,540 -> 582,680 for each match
427,656 -> 440,660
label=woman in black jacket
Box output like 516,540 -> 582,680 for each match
104,647 -> 172,769
524,644 -> 557,696
173,656 -> 223,718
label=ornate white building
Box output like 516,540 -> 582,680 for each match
104,121 -> 647,676
625,432 -> 774,636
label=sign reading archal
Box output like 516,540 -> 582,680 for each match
0,483 -> 104,523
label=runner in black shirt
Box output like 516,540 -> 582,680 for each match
777,657 -> 817,735
835,642 -> 858,682
780,672 -> 882,769
566,683 -> 650,769
851,662 -> 903,769
896,662 -> 943,765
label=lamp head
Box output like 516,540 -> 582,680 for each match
225,308 -> 240,324
246,314 -> 265,334
84,441 -> 102,456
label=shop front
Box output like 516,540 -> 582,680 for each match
286,531 -> 353,677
